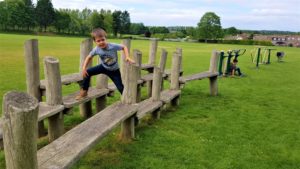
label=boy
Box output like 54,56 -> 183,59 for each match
76,28 -> 135,100
230,59 -> 243,77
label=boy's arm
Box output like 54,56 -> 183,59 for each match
82,55 -> 93,77
121,45 -> 135,64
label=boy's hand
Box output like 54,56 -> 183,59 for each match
125,57 -> 135,64
82,69 -> 89,78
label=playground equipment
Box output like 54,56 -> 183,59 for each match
1,38 -> 221,169
218,49 -> 246,76
250,47 -> 277,68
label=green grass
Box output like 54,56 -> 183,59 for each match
1,33 -> 300,169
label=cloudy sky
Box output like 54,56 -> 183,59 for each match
32,0 -> 300,32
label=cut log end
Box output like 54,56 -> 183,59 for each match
44,57 -> 59,64
3,91 -> 39,115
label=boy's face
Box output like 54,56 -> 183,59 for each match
94,36 -> 107,49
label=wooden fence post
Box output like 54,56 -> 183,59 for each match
120,63 -> 138,141
170,51 -> 181,106
170,52 -> 180,90
152,67 -> 162,119
95,75 -> 107,112
2,91 -> 38,169
133,49 -> 142,102
152,67 -> 162,101
148,39 -> 158,66
121,39 -> 131,81
79,39 -> 93,118
176,48 -> 183,75
95,57 -> 108,112
159,49 -> 168,90
209,50 -> 220,96
44,57 -> 64,142
24,39 -> 46,137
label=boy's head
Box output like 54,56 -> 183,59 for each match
91,28 -> 107,48
233,59 -> 238,63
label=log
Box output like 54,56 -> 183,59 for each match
120,63 -> 138,141
121,39 -> 131,81
148,38 -> 158,65
2,91 -> 38,169
79,39 -> 93,118
24,39 -> 46,137
209,50 -> 220,96
96,55 -> 108,112
152,67 -> 162,101
176,48 -> 183,73
209,50 -> 220,73
133,49 -> 142,102
170,51 -> 180,90
24,39 -> 41,101
44,57 -> 64,142
159,49 -> 168,90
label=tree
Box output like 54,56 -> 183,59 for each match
149,26 -> 169,34
4,0 -> 26,30
35,0 -> 55,31
186,27 -> 197,38
23,0 -> 35,30
0,1 -> 8,30
53,9 -> 71,33
90,11 -> 104,30
224,27 -> 238,35
112,10 -> 121,37
130,23 -> 147,35
100,9 -> 113,33
197,12 -> 223,42
120,10 -> 130,35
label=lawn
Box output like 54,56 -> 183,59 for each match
0,33 -> 300,169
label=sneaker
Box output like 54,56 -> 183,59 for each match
75,89 -> 88,100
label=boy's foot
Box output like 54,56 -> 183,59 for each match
75,89 -> 88,100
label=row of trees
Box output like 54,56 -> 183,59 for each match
1,0 -> 262,41
0,0 -> 131,36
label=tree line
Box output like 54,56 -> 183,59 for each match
0,0 -> 135,36
3,1 -> 295,40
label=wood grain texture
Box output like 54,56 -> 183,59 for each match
37,102 -> 138,169
179,71 -> 219,83
152,67 -> 162,101
136,99 -> 163,120
148,39 -> 158,65
160,89 -> 181,104
2,92 -> 38,169
63,88 -> 109,108
170,52 -> 180,90
40,73 -> 82,89
24,39 -> 41,101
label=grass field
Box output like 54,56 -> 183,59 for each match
0,33 -> 300,169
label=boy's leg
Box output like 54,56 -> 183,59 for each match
236,67 -> 242,76
107,69 -> 124,94
81,64 -> 106,90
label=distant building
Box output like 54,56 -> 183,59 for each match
253,35 -> 300,47
225,34 -> 300,47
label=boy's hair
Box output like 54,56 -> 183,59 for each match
233,59 -> 238,63
91,28 -> 107,40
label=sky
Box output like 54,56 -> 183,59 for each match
31,0 -> 300,32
